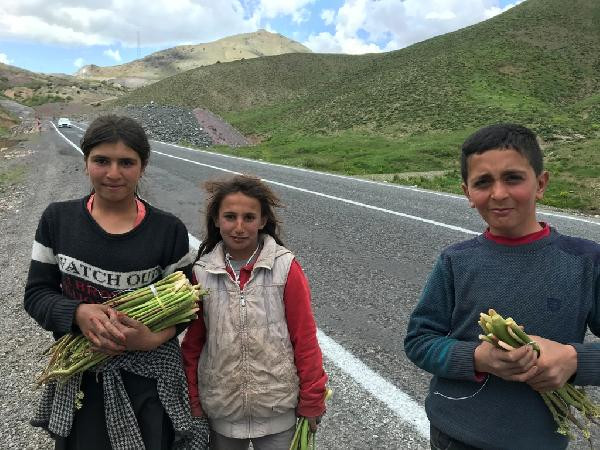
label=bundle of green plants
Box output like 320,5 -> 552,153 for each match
479,309 -> 600,440
38,271 -> 204,385
289,388 -> 333,450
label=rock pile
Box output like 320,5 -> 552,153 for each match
117,104 -> 213,147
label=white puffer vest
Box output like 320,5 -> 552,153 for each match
193,234 -> 300,422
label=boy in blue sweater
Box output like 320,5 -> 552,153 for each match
404,123 -> 600,450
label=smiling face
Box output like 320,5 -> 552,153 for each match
462,147 -> 549,238
85,140 -> 144,205
215,192 -> 267,260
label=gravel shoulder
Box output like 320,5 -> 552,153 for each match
1,127 -> 87,449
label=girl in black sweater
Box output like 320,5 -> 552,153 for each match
25,115 -> 207,449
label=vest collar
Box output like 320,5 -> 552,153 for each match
200,234 -> 289,273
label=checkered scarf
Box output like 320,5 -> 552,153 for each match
31,339 -> 209,450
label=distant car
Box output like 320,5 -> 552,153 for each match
57,118 -> 72,128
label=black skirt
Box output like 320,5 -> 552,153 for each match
55,370 -> 174,450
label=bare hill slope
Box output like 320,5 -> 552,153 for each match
75,30 -> 311,87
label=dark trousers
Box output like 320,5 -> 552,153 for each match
430,424 -> 481,450
55,371 -> 174,450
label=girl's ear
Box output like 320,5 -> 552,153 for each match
259,216 -> 267,230
462,183 -> 475,208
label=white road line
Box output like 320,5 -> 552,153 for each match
50,122 -> 83,155
317,330 -> 430,439
154,150 -> 479,236
48,129 -> 432,440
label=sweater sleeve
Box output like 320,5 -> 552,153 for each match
570,264 -> 600,386
24,206 -> 80,335
284,259 -> 328,417
165,219 -> 195,281
181,270 -> 206,416
404,255 -> 479,381
164,219 -> 196,335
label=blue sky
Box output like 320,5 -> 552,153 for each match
0,0 -> 523,75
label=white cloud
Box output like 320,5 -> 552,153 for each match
256,0 -> 315,19
304,0 -> 525,55
0,53 -> 11,64
321,9 -> 335,26
103,48 -> 121,62
291,8 -> 311,24
73,57 -> 85,68
0,1 -> 260,47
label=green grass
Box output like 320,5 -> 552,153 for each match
0,165 -> 25,192
210,129 -> 467,175
22,94 -> 66,106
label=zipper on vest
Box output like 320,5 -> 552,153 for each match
240,291 -> 246,307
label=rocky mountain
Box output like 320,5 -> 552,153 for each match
0,62 -> 124,107
75,29 -> 311,87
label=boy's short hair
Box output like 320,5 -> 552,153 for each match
460,123 -> 543,182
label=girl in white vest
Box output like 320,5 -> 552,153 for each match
182,174 -> 328,450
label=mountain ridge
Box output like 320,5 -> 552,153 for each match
75,29 -> 311,87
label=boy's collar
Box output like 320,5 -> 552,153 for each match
484,222 -> 549,246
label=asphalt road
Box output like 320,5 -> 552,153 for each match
48,121 -> 600,449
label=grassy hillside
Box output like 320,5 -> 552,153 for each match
119,0 -> 600,213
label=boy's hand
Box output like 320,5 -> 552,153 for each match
525,336 -> 577,392
474,341 -> 538,382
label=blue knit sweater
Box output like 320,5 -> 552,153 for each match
404,228 -> 600,450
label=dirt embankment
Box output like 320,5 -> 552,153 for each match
193,108 -> 249,147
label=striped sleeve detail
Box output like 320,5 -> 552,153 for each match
164,247 -> 196,276
31,241 -> 57,264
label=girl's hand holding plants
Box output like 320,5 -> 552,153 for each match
114,314 -> 176,352
525,336 -> 577,393
306,416 -> 321,432
75,303 -> 126,355
474,340 -> 538,382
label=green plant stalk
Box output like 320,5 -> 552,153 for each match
139,293 -> 195,317
129,291 -> 192,320
144,300 -> 197,328
150,311 -> 198,332
125,289 -> 192,314
114,285 -> 177,311
105,271 -> 185,307
124,293 -> 179,318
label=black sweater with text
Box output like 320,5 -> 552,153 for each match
24,196 -> 194,338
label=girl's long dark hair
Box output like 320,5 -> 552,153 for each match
197,175 -> 285,259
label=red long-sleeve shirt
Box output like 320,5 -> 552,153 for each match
181,258 -> 328,418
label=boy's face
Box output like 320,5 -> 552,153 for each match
462,148 -> 549,238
